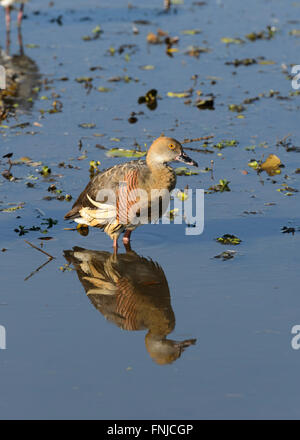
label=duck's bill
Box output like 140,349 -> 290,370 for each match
175,151 -> 198,167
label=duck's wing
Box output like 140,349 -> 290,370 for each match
64,159 -> 148,221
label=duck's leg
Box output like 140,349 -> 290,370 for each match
123,230 -> 132,252
113,237 -> 119,255
123,230 -> 132,245
164,0 -> 171,10
17,3 -> 24,28
5,7 -> 11,52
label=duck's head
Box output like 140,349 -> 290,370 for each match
147,136 -> 198,167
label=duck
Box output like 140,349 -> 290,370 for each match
64,246 -> 196,365
64,136 -> 198,252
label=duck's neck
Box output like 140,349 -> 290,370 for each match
146,157 -> 176,191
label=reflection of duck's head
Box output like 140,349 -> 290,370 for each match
64,247 -> 196,365
145,333 -> 196,365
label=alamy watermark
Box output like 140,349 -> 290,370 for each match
291,325 -> 300,350
78,185 -> 205,235
0,325 -> 6,350
0,66 -> 5,89
291,65 -> 300,90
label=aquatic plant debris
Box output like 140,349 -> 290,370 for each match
106,148 -> 146,158
216,235 -> 242,245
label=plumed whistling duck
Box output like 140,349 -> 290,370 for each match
64,136 -> 198,252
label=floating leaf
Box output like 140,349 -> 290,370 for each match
248,160 -> 259,169
289,29 -> 300,36
40,166 -> 51,176
139,65 -> 155,70
97,87 -> 112,92
79,123 -> 96,129
25,43 -> 40,48
228,104 -> 245,113
1,204 -> 24,212
221,37 -> 244,45
260,154 -> 281,175
181,29 -> 202,35
258,60 -> 276,65
106,148 -> 146,158
167,91 -> 191,98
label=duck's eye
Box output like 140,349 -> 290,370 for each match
168,143 -> 175,150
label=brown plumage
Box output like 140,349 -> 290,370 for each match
64,136 -> 198,251
64,246 -> 196,365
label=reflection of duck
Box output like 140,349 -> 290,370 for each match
64,247 -> 196,365
0,37 -> 40,119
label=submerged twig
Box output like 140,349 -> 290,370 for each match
182,135 -> 214,144
24,240 -> 55,260
24,258 -> 54,282
24,240 -> 55,281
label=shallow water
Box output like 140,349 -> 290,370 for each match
0,0 -> 299,419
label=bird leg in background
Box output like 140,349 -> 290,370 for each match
17,3 -> 24,28
18,27 -> 24,54
164,0 -> 171,10
5,7 -> 11,52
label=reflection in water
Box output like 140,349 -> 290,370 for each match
64,247 -> 196,365
0,30 -> 40,120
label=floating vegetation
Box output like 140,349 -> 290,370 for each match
195,96 -> 214,110
174,167 -> 199,176
248,154 -> 282,176
260,154 -> 282,175
0,204 -> 24,213
181,29 -> 202,35
82,25 -> 103,41
221,37 -> 244,45
40,165 -> 51,176
207,179 -> 231,193
281,226 -> 299,235
213,140 -> 238,149
277,184 -> 298,196
184,45 -> 211,57
289,29 -> 300,36
228,104 -> 245,113
214,250 -> 237,261
106,148 -> 146,158
245,26 -> 278,41
78,123 -> 96,129
138,89 -> 158,110
226,58 -> 257,67
216,234 -> 242,245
